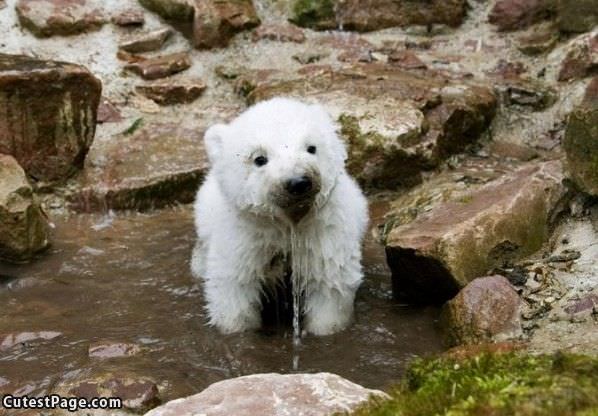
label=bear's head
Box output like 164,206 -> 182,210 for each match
204,97 -> 348,223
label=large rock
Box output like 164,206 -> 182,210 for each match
144,373 -> 387,416
16,0 -> 106,37
138,0 -> 194,21
558,0 -> 598,33
244,64 -> 496,189
192,0 -> 260,49
70,122 -> 208,211
440,275 -> 523,346
124,52 -> 192,80
563,101 -> 598,196
558,34 -> 598,82
0,54 -> 102,182
290,0 -> 467,32
0,155 -> 50,263
488,0 -> 555,32
385,160 -> 565,303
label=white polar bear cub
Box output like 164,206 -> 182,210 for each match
191,97 -> 368,335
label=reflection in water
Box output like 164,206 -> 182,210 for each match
0,204 -> 442,403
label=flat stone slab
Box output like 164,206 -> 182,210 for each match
16,0 -> 106,37
119,28 -> 173,53
135,80 -> 206,105
70,122 -> 208,211
0,53 -> 102,182
125,52 -> 192,80
144,373 -> 387,416
385,160 -> 566,303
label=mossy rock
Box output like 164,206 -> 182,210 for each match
289,0 -> 336,29
353,352 -> 598,416
138,0 -> 195,21
563,106 -> 598,196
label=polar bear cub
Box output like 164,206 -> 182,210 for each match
191,97 -> 368,335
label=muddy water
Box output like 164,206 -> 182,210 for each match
0,203 -> 442,406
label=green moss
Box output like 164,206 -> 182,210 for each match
352,352 -> 598,416
289,0 -> 336,29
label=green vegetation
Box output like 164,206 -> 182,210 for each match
122,118 -> 144,136
290,0 -> 336,29
352,352 -> 598,416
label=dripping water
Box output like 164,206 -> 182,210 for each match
290,227 -> 306,370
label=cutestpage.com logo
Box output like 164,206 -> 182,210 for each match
2,394 -> 123,412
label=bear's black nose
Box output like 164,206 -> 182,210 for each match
286,176 -> 313,197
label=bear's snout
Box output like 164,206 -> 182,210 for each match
285,176 -> 313,197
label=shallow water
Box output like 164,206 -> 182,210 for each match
0,203 -> 443,406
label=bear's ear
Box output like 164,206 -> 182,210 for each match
204,123 -> 228,163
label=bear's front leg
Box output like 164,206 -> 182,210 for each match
304,283 -> 357,335
203,277 -> 262,334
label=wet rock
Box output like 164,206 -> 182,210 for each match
192,0 -> 260,49
0,331 -> 61,350
97,98 -> 123,123
60,374 -> 159,412
245,63 -> 496,189
517,22 -> 558,55
70,122 -> 208,211
112,8 -> 146,27
440,276 -> 523,346
290,0 -> 467,32
88,342 -> 141,359
388,50 -> 427,70
135,80 -> 206,105
145,373 -> 387,416
119,28 -> 173,53
252,23 -> 305,43
563,103 -> 598,195
558,0 -> 598,33
558,35 -> 598,82
138,0 -> 194,22
125,52 -> 191,80
0,155 -> 50,263
15,0 -> 106,37
292,50 -> 329,64
385,160 -> 566,303
488,0 -> 555,32
0,54 -> 102,182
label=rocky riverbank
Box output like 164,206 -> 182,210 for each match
0,0 -> 597,414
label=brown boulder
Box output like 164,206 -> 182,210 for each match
0,155 -> 50,263
16,0 -> 106,37
70,122 -> 208,211
192,0 -> 260,49
135,80 -> 206,105
144,373 -> 387,416
558,35 -> 598,82
252,23 -> 306,43
0,54 -> 102,182
119,28 -> 173,53
385,160 -> 565,303
440,275 -> 523,346
125,52 -> 192,80
111,8 -> 146,27
488,0 -> 555,31
290,0 -> 467,32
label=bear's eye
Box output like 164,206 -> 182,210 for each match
307,145 -> 317,154
254,155 -> 268,167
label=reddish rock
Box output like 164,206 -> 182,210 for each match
15,0 -> 106,37
192,0 -> 260,49
252,23 -> 305,43
291,0 -> 467,32
385,161 -> 565,302
0,54 -> 102,182
97,98 -> 123,123
135,80 -> 206,105
111,8 -> 146,26
145,373 -> 387,416
125,52 -> 191,80
388,50 -> 427,70
62,374 -> 159,412
488,0 -> 554,31
119,28 -> 173,53
558,36 -> 598,82
564,294 -> 598,316
440,275 -> 523,346
88,342 -> 141,359
70,122 -> 208,211
0,331 -> 61,350
490,59 -> 527,79
0,155 -> 50,263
